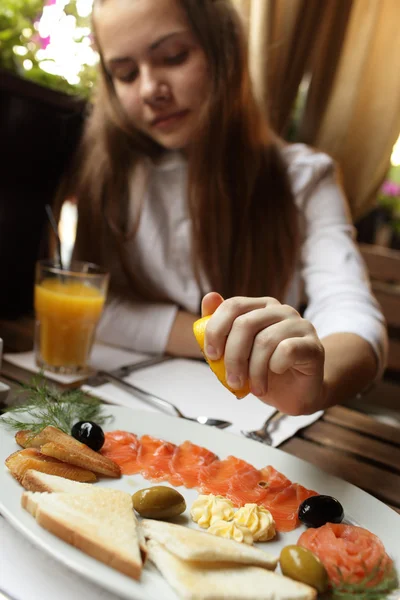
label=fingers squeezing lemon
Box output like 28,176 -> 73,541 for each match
193,316 -> 250,399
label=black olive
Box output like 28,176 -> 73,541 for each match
298,495 -> 344,528
71,421 -> 105,451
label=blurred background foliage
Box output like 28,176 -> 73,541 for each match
0,0 -> 97,97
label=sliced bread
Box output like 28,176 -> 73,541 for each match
147,539 -> 317,600
21,469 -> 97,493
20,470 -> 148,558
21,488 -> 143,580
141,519 -> 277,570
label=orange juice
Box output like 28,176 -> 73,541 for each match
34,279 -> 105,368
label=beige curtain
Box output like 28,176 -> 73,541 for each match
234,0 -> 329,133
309,0 -> 400,220
233,0 -> 400,220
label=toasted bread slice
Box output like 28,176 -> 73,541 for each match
5,449 -> 96,483
22,489 -> 143,580
147,540 -> 317,600
21,469 -> 97,493
22,490 -> 54,517
21,487 -> 115,517
16,426 -> 121,478
20,470 -> 148,558
142,519 -> 277,570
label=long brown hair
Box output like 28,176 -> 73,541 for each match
70,0 -> 299,302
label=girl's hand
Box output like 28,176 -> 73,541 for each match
202,292 -> 325,415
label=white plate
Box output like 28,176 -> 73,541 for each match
1,406 -> 399,600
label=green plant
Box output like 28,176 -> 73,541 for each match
2,373 -> 113,435
0,0 -> 97,97
0,0 -> 41,70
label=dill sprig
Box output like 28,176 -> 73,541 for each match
328,558 -> 399,600
1,373 -> 113,435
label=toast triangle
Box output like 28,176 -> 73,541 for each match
21,469 -> 97,493
142,519 -> 277,569
21,488 -> 142,580
147,539 -> 316,600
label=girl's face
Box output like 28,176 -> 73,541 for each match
95,0 -> 210,150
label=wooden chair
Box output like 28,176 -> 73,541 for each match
350,243 -> 400,416
359,243 -> 400,373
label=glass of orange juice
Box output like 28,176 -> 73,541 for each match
34,260 -> 109,374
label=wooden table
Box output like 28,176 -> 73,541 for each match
1,315 -> 399,514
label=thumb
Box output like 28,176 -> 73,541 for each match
201,292 -> 224,317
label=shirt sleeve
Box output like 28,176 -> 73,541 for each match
298,156 -> 388,378
95,295 -> 178,355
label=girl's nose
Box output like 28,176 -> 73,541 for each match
140,67 -> 170,105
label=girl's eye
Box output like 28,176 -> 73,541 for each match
115,69 -> 139,83
164,50 -> 189,66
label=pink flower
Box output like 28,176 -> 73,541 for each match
40,35 -> 51,49
381,180 -> 400,197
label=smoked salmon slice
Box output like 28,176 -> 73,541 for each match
102,430 -> 319,531
226,465 -> 267,506
226,465 -> 292,508
262,483 -> 318,532
200,456 -> 264,504
137,435 -> 176,481
103,430 -> 139,448
298,523 -> 395,588
199,456 -> 247,496
170,441 -> 218,488
101,431 -> 139,474
259,466 -> 292,493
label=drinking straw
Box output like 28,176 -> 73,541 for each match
45,204 -> 64,271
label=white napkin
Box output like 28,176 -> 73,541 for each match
3,345 -> 151,385
83,358 -> 323,448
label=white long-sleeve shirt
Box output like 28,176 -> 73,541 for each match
96,143 -> 387,372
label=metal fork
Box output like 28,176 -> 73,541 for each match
96,370 -> 232,429
241,410 -> 286,445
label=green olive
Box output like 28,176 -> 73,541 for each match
132,486 -> 186,520
279,545 -> 329,593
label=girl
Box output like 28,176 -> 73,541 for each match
69,0 -> 387,415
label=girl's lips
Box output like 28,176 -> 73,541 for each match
151,110 -> 189,130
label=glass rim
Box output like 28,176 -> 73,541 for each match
36,259 -> 109,278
